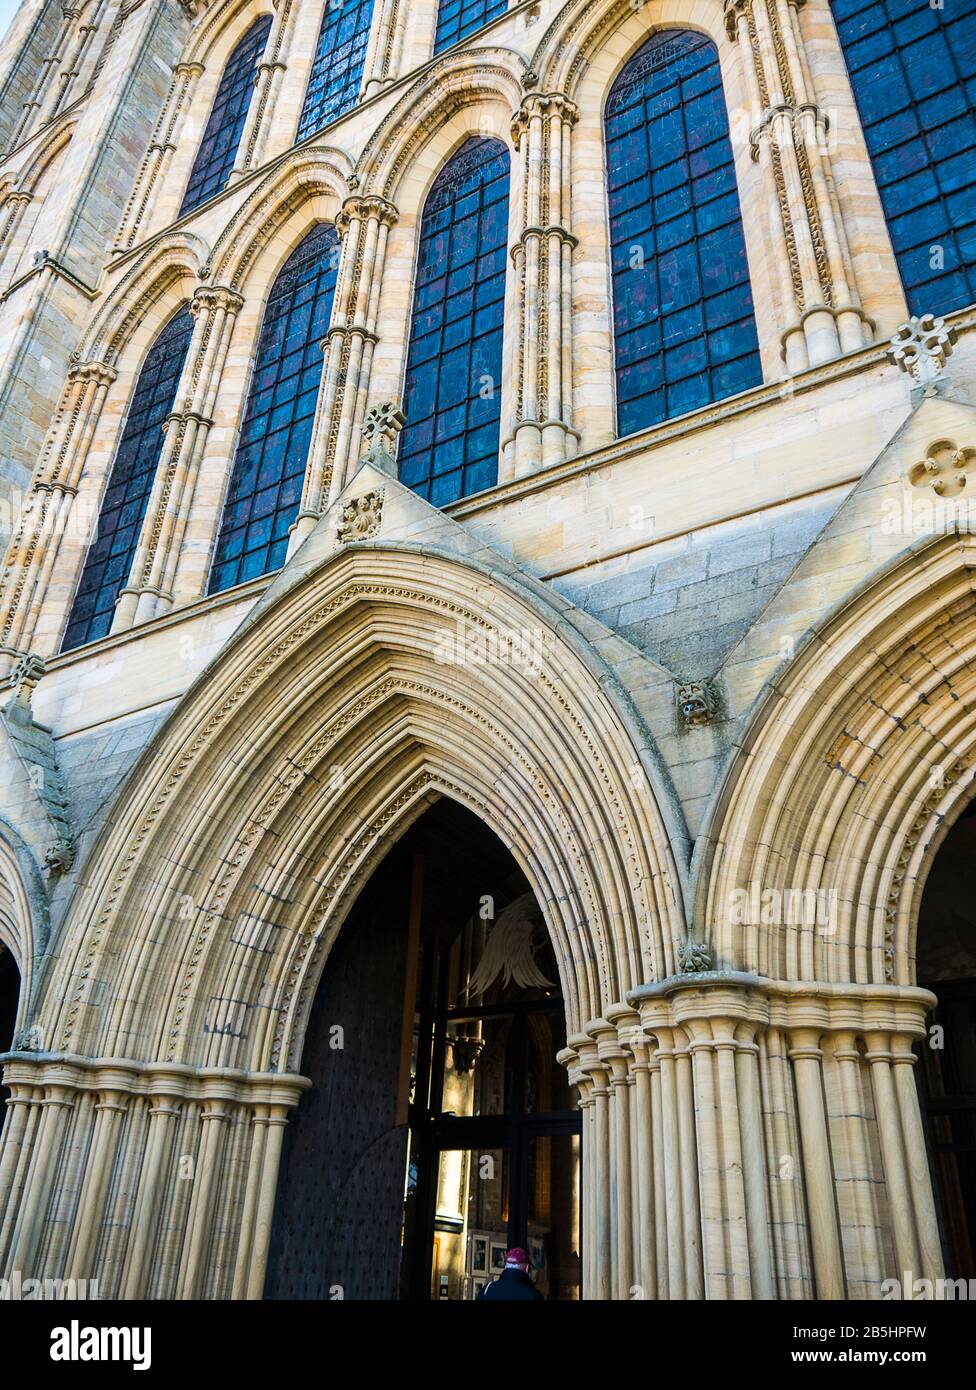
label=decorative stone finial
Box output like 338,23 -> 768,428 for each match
888,313 -> 957,384
676,678 -> 721,729
362,401 -> 405,470
678,939 -> 713,974
907,437 -> 975,499
7,652 -> 45,707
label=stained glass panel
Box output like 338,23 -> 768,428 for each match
63,309 -> 194,651
832,0 -> 976,315
399,137 -> 509,505
605,29 -> 761,436
209,224 -> 340,594
434,0 -> 507,55
297,0 -> 374,141
180,16 -> 272,215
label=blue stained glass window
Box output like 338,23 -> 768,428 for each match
180,16 -> 272,216
297,0 -> 374,141
399,137 -> 509,505
209,224 -> 339,594
605,30 -> 761,437
832,0 -> 976,316
63,309 -> 194,652
434,0 -> 507,54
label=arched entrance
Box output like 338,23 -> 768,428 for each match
264,798 -> 581,1300
916,799 -> 976,1281
0,946 -> 18,1133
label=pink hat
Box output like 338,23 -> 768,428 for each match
505,1247 -> 531,1267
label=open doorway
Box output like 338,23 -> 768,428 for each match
916,798 -> 976,1279
265,798 -> 582,1300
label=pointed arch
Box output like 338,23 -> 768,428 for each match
530,0 -> 727,98
355,47 -> 527,199
204,145 -> 351,292
77,232 -> 206,366
40,545 -> 687,1069
694,530 -> 976,988
0,819 -> 48,1036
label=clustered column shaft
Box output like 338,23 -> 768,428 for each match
725,0 -> 871,370
507,91 -> 579,480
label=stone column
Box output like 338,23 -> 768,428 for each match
724,0 -> 871,370
734,1021 -> 775,1298
889,1033 -> 944,1285
113,60 -> 205,255
6,1079 -> 75,1277
507,91 -> 579,480
119,1087 -> 184,1298
0,1082 -> 40,1266
362,0 -> 409,99
627,1035 -> 657,1299
243,1102 -> 290,1299
175,1096 -> 231,1299
789,1025 -> 846,1297
113,283 -> 243,630
598,1024 -> 633,1300
35,0 -> 112,127
576,1036 -> 612,1299
0,189 -> 33,276
0,358 -> 117,666
64,1074 -> 133,1279
6,2 -> 81,151
232,0 -> 298,177
290,193 -> 397,531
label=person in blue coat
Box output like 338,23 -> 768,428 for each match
477,1248 -> 544,1301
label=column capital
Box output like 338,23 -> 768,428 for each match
336,193 -> 399,235
511,91 -> 579,147
174,62 -> 205,81
191,284 -> 245,317
67,357 -> 117,387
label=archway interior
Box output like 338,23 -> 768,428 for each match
0,946 -> 19,1133
265,797 -> 581,1300
916,799 -> 976,1279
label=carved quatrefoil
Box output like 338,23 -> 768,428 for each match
907,438 -> 976,499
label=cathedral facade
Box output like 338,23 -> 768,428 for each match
0,0 -> 973,1300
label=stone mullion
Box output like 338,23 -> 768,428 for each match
114,62 -> 204,255
789,1027 -> 846,1296
113,286 -> 241,630
234,0 -> 296,178
298,195 -> 396,521
119,1092 -> 182,1298
363,0 -> 407,99
0,361 -> 116,662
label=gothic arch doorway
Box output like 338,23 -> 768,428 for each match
916,798 -> 976,1280
0,946 -> 18,1133
264,798 -> 582,1301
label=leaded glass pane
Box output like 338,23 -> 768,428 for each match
209,224 -> 339,594
63,309 -> 194,652
434,0 -> 507,55
832,0 -> 976,315
180,16 -> 272,216
605,29 -> 761,436
399,137 -> 509,505
297,0 -> 374,141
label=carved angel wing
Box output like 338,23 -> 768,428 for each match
466,892 -> 555,998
